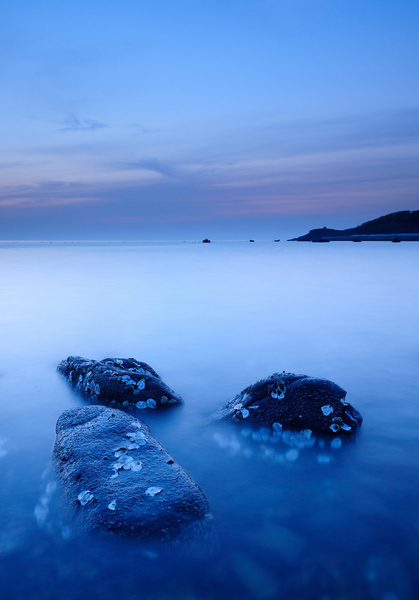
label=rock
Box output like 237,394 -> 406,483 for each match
57,356 -> 182,411
202,238 -> 211,243
212,373 -> 362,434
53,406 -> 210,538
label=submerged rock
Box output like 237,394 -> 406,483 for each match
53,406 -> 210,538
212,373 -> 362,434
57,356 -> 182,411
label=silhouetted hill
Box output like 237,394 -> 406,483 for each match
290,210 -> 419,241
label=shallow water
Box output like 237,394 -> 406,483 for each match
0,240 -> 418,600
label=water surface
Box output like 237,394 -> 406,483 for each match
0,241 -> 418,599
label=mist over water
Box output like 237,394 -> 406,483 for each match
1,241 -> 418,599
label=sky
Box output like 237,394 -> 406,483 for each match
1,0 -> 418,240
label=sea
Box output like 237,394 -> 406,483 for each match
0,240 -> 418,600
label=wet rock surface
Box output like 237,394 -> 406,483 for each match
57,356 -> 182,411
53,406 -> 210,538
212,372 -> 362,434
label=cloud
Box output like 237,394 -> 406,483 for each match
58,114 -> 108,132
117,158 -> 174,178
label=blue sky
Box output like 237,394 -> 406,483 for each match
1,0 -> 418,239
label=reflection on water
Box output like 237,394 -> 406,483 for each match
0,241 -> 419,599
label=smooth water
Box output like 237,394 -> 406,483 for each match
0,241 -> 418,600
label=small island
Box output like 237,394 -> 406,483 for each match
290,210 -> 419,242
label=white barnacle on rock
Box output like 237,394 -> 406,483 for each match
130,460 -> 143,472
114,449 -> 128,458
137,379 -> 146,390
271,382 -> 286,400
78,491 -> 94,506
248,405 -> 259,410
127,443 -> 140,450
272,422 -> 282,432
145,487 -> 163,497
112,461 -> 124,471
329,423 -> 340,433
118,455 -> 134,468
160,396 -> 168,404
321,405 -> 334,416
240,408 -> 249,418
115,360 -> 123,366
108,500 -> 117,510
126,430 -> 146,443
136,401 -> 147,409
340,423 -> 352,431
233,403 -> 243,411
146,398 -> 157,409
95,384 -> 100,395
69,370 -> 74,381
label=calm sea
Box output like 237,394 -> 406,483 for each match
0,240 -> 418,600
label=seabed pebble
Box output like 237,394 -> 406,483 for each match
317,454 -> 331,464
285,448 -> 299,462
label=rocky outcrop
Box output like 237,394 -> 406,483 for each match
53,406 -> 210,538
57,356 -> 182,411
212,373 -> 362,435
290,210 -> 419,241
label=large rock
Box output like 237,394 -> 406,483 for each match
53,406 -> 210,538
212,373 -> 362,434
57,356 -> 182,411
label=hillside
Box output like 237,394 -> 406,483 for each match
290,210 -> 419,241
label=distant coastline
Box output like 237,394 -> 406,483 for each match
289,210 -> 419,242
